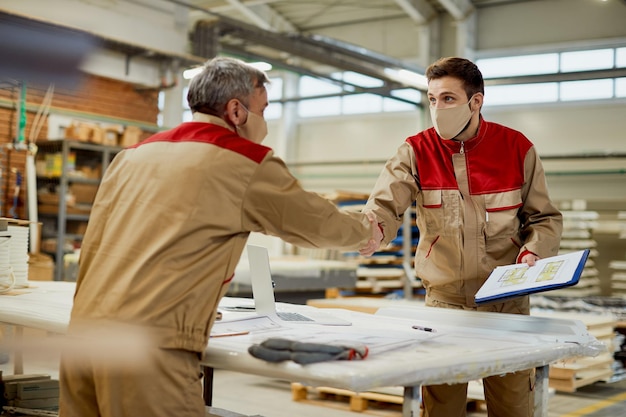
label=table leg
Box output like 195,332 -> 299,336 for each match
203,365 -> 214,406
534,365 -> 549,417
403,385 -> 421,417
13,326 -> 23,374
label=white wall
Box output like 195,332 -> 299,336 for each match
0,0 -> 189,86
315,18 -> 426,65
476,0 -> 626,52
483,101 -> 626,203
286,99 -> 626,204
286,110 -> 421,194
482,101 -> 626,156
0,0 -> 188,53
295,111 -> 422,162
316,0 -> 626,65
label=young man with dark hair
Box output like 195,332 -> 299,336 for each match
362,57 -> 562,417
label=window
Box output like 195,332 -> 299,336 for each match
560,79 -> 614,101
342,94 -> 382,114
297,73 -> 418,117
182,85 -> 191,122
266,77 -> 283,120
299,76 -> 343,97
390,88 -> 421,103
484,83 -> 558,106
340,71 -> 384,88
477,54 -> 559,78
477,45 -> 625,106
264,102 -> 282,120
298,97 -> 342,117
616,77 -> 626,98
384,97 -> 419,112
560,49 -> 614,72
617,47 -> 626,68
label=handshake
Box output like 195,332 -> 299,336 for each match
359,211 -> 383,257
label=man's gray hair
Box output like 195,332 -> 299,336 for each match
187,56 -> 270,115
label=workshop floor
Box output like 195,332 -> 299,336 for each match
209,369 -> 626,417
1,327 -> 625,417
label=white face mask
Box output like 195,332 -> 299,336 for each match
236,103 -> 268,144
430,97 -> 475,140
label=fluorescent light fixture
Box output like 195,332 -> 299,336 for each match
248,61 -> 273,71
183,61 -> 273,80
384,68 -> 428,90
183,66 -> 203,80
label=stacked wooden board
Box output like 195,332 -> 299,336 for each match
535,311 -> 617,392
549,210 -> 601,297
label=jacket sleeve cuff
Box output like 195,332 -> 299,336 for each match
377,223 -> 384,240
517,249 -> 536,264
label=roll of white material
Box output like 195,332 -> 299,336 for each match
0,237 -> 13,293
0,236 -> 10,266
0,264 -> 15,294
4,226 -> 29,288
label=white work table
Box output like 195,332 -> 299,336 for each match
0,281 -> 605,417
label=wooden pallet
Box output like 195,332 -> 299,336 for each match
291,383 -> 486,415
549,354 -> 615,392
353,267 -> 422,295
291,383 -> 402,415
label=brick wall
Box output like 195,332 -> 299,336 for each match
0,73 -> 159,219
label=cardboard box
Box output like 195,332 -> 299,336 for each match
103,124 -> 123,146
66,221 -> 88,235
69,183 -> 98,204
65,122 -> 96,142
120,126 -> 142,147
28,253 -> 55,281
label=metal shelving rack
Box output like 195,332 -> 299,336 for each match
36,139 -> 121,281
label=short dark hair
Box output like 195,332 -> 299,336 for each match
426,57 -> 484,99
187,57 -> 270,115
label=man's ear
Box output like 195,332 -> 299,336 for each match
470,93 -> 483,112
224,99 -> 245,126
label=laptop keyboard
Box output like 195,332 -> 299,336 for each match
277,311 -> 314,322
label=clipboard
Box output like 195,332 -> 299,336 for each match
475,249 -> 590,304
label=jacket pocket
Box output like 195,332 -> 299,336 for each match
484,189 -> 522,238
418,189 -> 461,237
423,189 -> 442,208
483,190 -> 523,264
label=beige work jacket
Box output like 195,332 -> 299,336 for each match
69,115 -> 372,352
366,119 -> 563,307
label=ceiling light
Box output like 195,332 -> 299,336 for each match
183,66 -> 203,80
384,68 -> 428,90
183,61 -> 272,80
248,61 -> 272,72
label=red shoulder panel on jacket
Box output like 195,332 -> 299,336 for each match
128,122 -> 271,164
406,121 -> 534,195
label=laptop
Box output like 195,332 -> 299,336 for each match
246,244 -> 352,326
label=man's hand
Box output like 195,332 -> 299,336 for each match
359,211 -> 383,257
521,252 -> 540,266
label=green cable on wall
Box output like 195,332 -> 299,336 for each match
17,81 -> 27,145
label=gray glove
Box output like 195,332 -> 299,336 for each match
248,337 -> 368,364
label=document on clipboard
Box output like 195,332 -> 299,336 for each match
475,249 -> 590,304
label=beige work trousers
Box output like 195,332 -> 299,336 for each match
59,345 -> 205,417
421,297 -> 534,417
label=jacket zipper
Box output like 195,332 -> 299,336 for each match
459,141 -> 465,154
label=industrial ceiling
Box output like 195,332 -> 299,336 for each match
171,0 -> 541,98
5,0 -> 622,99
182,0 -> 537,32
